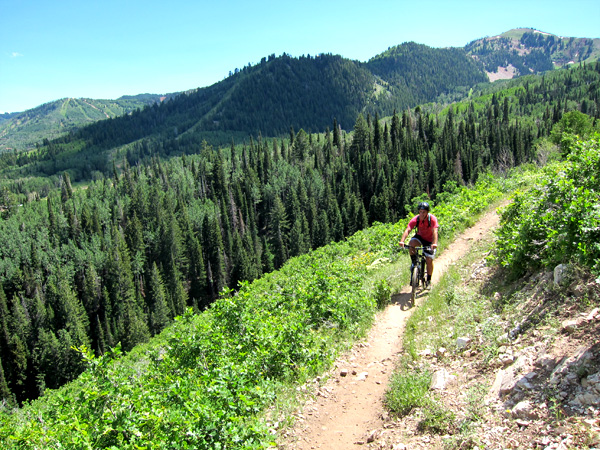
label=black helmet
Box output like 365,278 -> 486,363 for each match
418,201 -> 430,211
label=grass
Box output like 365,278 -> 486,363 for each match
385,367 -> 431,416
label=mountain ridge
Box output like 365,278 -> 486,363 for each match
1,28 -> 598,154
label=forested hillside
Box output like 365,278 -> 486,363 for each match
0,63 -> 598,406
367,42 -> 488,105
0,47 -> 491,182
0,95 -> 169,152
3,29 -> 597,161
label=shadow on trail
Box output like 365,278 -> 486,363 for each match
391,292 -> 413,310
391,289 -> 430,311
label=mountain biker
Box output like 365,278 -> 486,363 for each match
399,201 -> 439,288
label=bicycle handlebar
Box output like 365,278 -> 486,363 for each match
401,245 -> 434,252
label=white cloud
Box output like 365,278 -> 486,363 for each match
10,52 -> 23,58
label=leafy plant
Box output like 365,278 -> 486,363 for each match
384,367 -> 431,417
417,400 -> 457,434
494,133 -> 600,277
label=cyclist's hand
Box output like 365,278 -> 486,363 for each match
399,242 -> 405,249
432,244 -> 438,250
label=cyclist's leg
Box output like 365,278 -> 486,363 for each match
424,247 -> 436,286
426,256 -> 434,278
408,237 -> 421,266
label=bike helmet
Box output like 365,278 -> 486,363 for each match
418,201 -> 430,211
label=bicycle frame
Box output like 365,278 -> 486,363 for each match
403,246 -> 432,305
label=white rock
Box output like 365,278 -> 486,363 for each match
586,307 -> 599,321
512,400 -> 537,420
456,337 -> 471,349
554,263 -> 570,285
430,368 -> 456,390
561,319 -> 579,333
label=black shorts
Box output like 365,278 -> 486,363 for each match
411,235 -> 436,259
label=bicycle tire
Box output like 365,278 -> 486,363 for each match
411,265 -> 420,304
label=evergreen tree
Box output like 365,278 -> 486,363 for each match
0,356 -> 14,406
147,262 -> 171,335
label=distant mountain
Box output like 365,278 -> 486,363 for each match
466,28 -> 600,81
0,94 -> 172,152
366,42 -> 487,104
2,28 -> 598,156
2,46 -> 487,154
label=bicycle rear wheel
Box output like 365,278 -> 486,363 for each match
410,265 -> 420,305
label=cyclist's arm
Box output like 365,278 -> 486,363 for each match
431,227 -> 438,249
399,225 -> 412,247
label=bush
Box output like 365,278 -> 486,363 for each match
384,368 -> 431,416
494,133 -> 600,277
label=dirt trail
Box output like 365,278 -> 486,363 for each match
282,206 -> 503,449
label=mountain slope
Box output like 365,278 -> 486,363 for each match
466,28 -> 600,81
2,29 -> 598,166
0,44 -> 489,153
0,95 -> 170,152
367,42 -> 488,105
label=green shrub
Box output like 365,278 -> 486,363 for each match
494,134 -> 600,277
384,368 -> 431,417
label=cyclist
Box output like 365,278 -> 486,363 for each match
399,201 -> 439,288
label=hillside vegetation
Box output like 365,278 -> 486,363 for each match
381,132 -> 600,448
1,128 -> 597,448
0,172 -> 507,449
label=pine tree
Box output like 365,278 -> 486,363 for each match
0,356 -> 14,405
269,196 -> 289,269
202,214 -> 227,298
148,262 -> 171,335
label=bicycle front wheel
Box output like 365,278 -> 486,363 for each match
411,265 -> 420,304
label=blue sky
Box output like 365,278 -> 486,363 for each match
1,0 -> 599,113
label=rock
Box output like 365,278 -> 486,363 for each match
356,372 -> 369,381
561,319 -> 579,333
488,368 -> 519,398
456,337 -> 471,349
516,377 -> 534,390
430,368 -> 456,390
340,369 -> 349,377
436,347 -> 447,358
586,307 -> 600,321
512,400 -> 537,420
515,419 -> 530,427
535,353 -> 557,371
553,263 -> 570,285
366,429 -> 380,443
586,372 -> 600,392
572,392 -> 600,407
499,353 -> 515,367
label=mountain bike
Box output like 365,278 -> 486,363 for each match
403,246 -> 432,305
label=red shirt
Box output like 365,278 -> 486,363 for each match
408,214 -> 439,242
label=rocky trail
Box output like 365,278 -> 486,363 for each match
279,206 -> 503,449
280,204 -> 600,449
